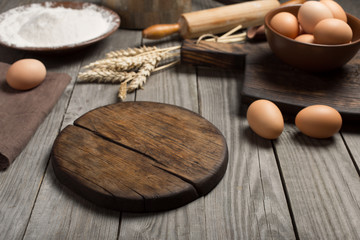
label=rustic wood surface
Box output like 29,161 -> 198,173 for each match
241,41 -> 360,120
181,39 -> 246,69
0,0 -> 359,239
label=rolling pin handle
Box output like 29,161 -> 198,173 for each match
142,23 -> 180,39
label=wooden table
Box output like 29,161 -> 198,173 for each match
1,0 -> 360,239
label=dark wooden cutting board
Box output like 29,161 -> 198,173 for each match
52,102 -> 228,212
241,42 -> 360,120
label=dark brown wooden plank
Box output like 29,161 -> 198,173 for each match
241,41 -> 360,119
181,39 -> 246,69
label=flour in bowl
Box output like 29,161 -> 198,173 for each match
0,2 -> 119,48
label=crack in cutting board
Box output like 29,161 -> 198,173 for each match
52,102 -> 228,212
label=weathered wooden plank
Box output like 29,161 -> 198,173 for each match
191,0 -> 223,11
341,125 -> 360,178
0,1 -> 85,239
275,125 -> 360,239
120,0 -> 294,238
118,38 -> 205,239
0,99 -> 74,240
181,39 -> 246,69
197,67 -> 296,239
0,0 -> 358,240
257,1 -> 360,237
22,29 -> 141,239
0,49 -> 81,240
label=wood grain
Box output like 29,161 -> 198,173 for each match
179,0 -> 280,38
52,102 -> 228,212
341,125 -> 360,181
241,42 -> 360,119
22,28 -> 134,239
275,124 -> 360,239
0,1 -> 79,239
181,40 -> 246,69
119,37 -> 206,239
1,0 -> 359,239
53,125 -> 199,211
197,67 -> 296,239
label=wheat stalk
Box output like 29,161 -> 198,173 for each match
78,69 -> 136,83
118,81 -> 128,100
83,51 -> 178,71
83,55 -> 146,71
127,54 -> 164,92
106,46 -> 158,58
78,25 -> 246,100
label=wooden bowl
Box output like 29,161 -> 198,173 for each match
0,2 -> 120,53
264,5 -> 360,71
102,0 -> 192,29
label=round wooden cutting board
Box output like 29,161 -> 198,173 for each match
52,102 -> 228,212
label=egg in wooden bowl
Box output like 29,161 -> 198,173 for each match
264,4 -> 360,71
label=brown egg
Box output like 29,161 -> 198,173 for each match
314,18 -> 353,44
295,105 -> 342,138
320,0 -> 347,22
246,99 -> 284,140
295,34 -> 315,44
6,59 -> 46,90
270,12 -> 299,39
298,1 -> 333,33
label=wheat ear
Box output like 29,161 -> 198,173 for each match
106,46 -> 158,58
118,81 -> 128,100
78,70 -> 136,83
127,55 -> 162,92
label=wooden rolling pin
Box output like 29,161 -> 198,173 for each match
143,0 -> 280,39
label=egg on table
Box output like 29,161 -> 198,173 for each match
246,99 -> 284,140
295,105 -> 342,138
6,59 -> 47,90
